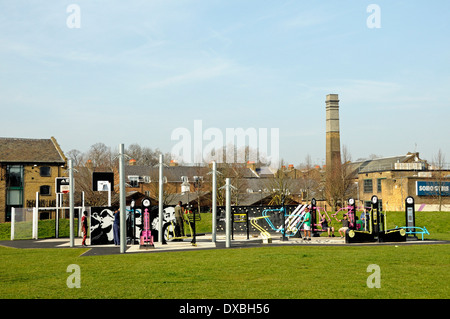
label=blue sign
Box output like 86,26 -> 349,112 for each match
416,181 -> 450,196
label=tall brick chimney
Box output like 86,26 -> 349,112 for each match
326,94 -> 341,173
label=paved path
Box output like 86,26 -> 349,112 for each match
1,235 -> 447,256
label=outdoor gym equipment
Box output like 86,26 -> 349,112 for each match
395,196 -> 429,240
345,195 -> 406,243
161,206 -> 199,246
250,216 -> 272,243
262,203 -> 308,238
231,211 -> 250,240
216,203 -> 330,239
139,208 -> 154,249
396,226 -> 429,240
331,202 -> 357,231
311,206 -> 336,236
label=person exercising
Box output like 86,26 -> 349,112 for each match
303,207 -> 312,241
81,211 -> 88,246
335,214 -> 350,238
174,201 -> 185,239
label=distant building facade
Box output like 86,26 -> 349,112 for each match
352,153 -> 450,211
0,137 -> 67,222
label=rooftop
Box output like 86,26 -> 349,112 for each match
0,137 -> 66,164
349,153 -> 426,174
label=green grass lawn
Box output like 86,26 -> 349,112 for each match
0,244 -> 449,299
0,211 -> 449,299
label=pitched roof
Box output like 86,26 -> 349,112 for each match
348,153 -> 424,174
0,137 -> 66,164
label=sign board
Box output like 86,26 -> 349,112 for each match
92,172 -> 114,191
416,181 -> 450,196
405,196 -> 415,229
55,177 -> 71,194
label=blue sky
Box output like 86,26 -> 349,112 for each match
1,1 -> 449,166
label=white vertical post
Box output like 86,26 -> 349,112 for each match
108,182 -> 112,207
55,193 -> 59,238
158,154 -> 164,243
119,143 -> 127,254
78,191 -> 85,237
32,207 -> 38,240
34,192 -> 39,240
82,191 -> 85,210
11,207 -> 15,241
225,178 -> 231,248
69,159 -> 75,247
212,161 -> 217,242
81,191 -> 85,238
35,191 -> 39,212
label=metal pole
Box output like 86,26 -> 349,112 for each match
34,192 -> 39,240
158,154 -> 164,243
119,144 -> 127,254
55,192 -> 59,238
212,161 -> 217,242
225,178 -> 231,248
11,207 -> 15,241
58,194 -> 62,238
108,182 -> 111,207
69,159 -> 74,247
79,191 -> 85,238
32,207 -> 38,240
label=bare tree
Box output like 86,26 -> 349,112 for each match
431,149 -> 447,212
340,145 -> 357,203
265,160 -> 294,205
86,143 -> 115,170
298,154 -> 321,202
324,145 -> 355,210
126,144 -> 170,166
66,149 -> 84,167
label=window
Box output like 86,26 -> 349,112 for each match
128,175 -> 139,188
377,179 -> 384,193
7,189 -> 23,205
40,166 -> 51,177
40,185 -> 51,196
363,179 -> 373,193
5,165 -> 24,222
6,165 -> 23,187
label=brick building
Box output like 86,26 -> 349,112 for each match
0,137 -> 67,222
351,153 -> 450,211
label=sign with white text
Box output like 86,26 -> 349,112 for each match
416,181 -> 450,196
